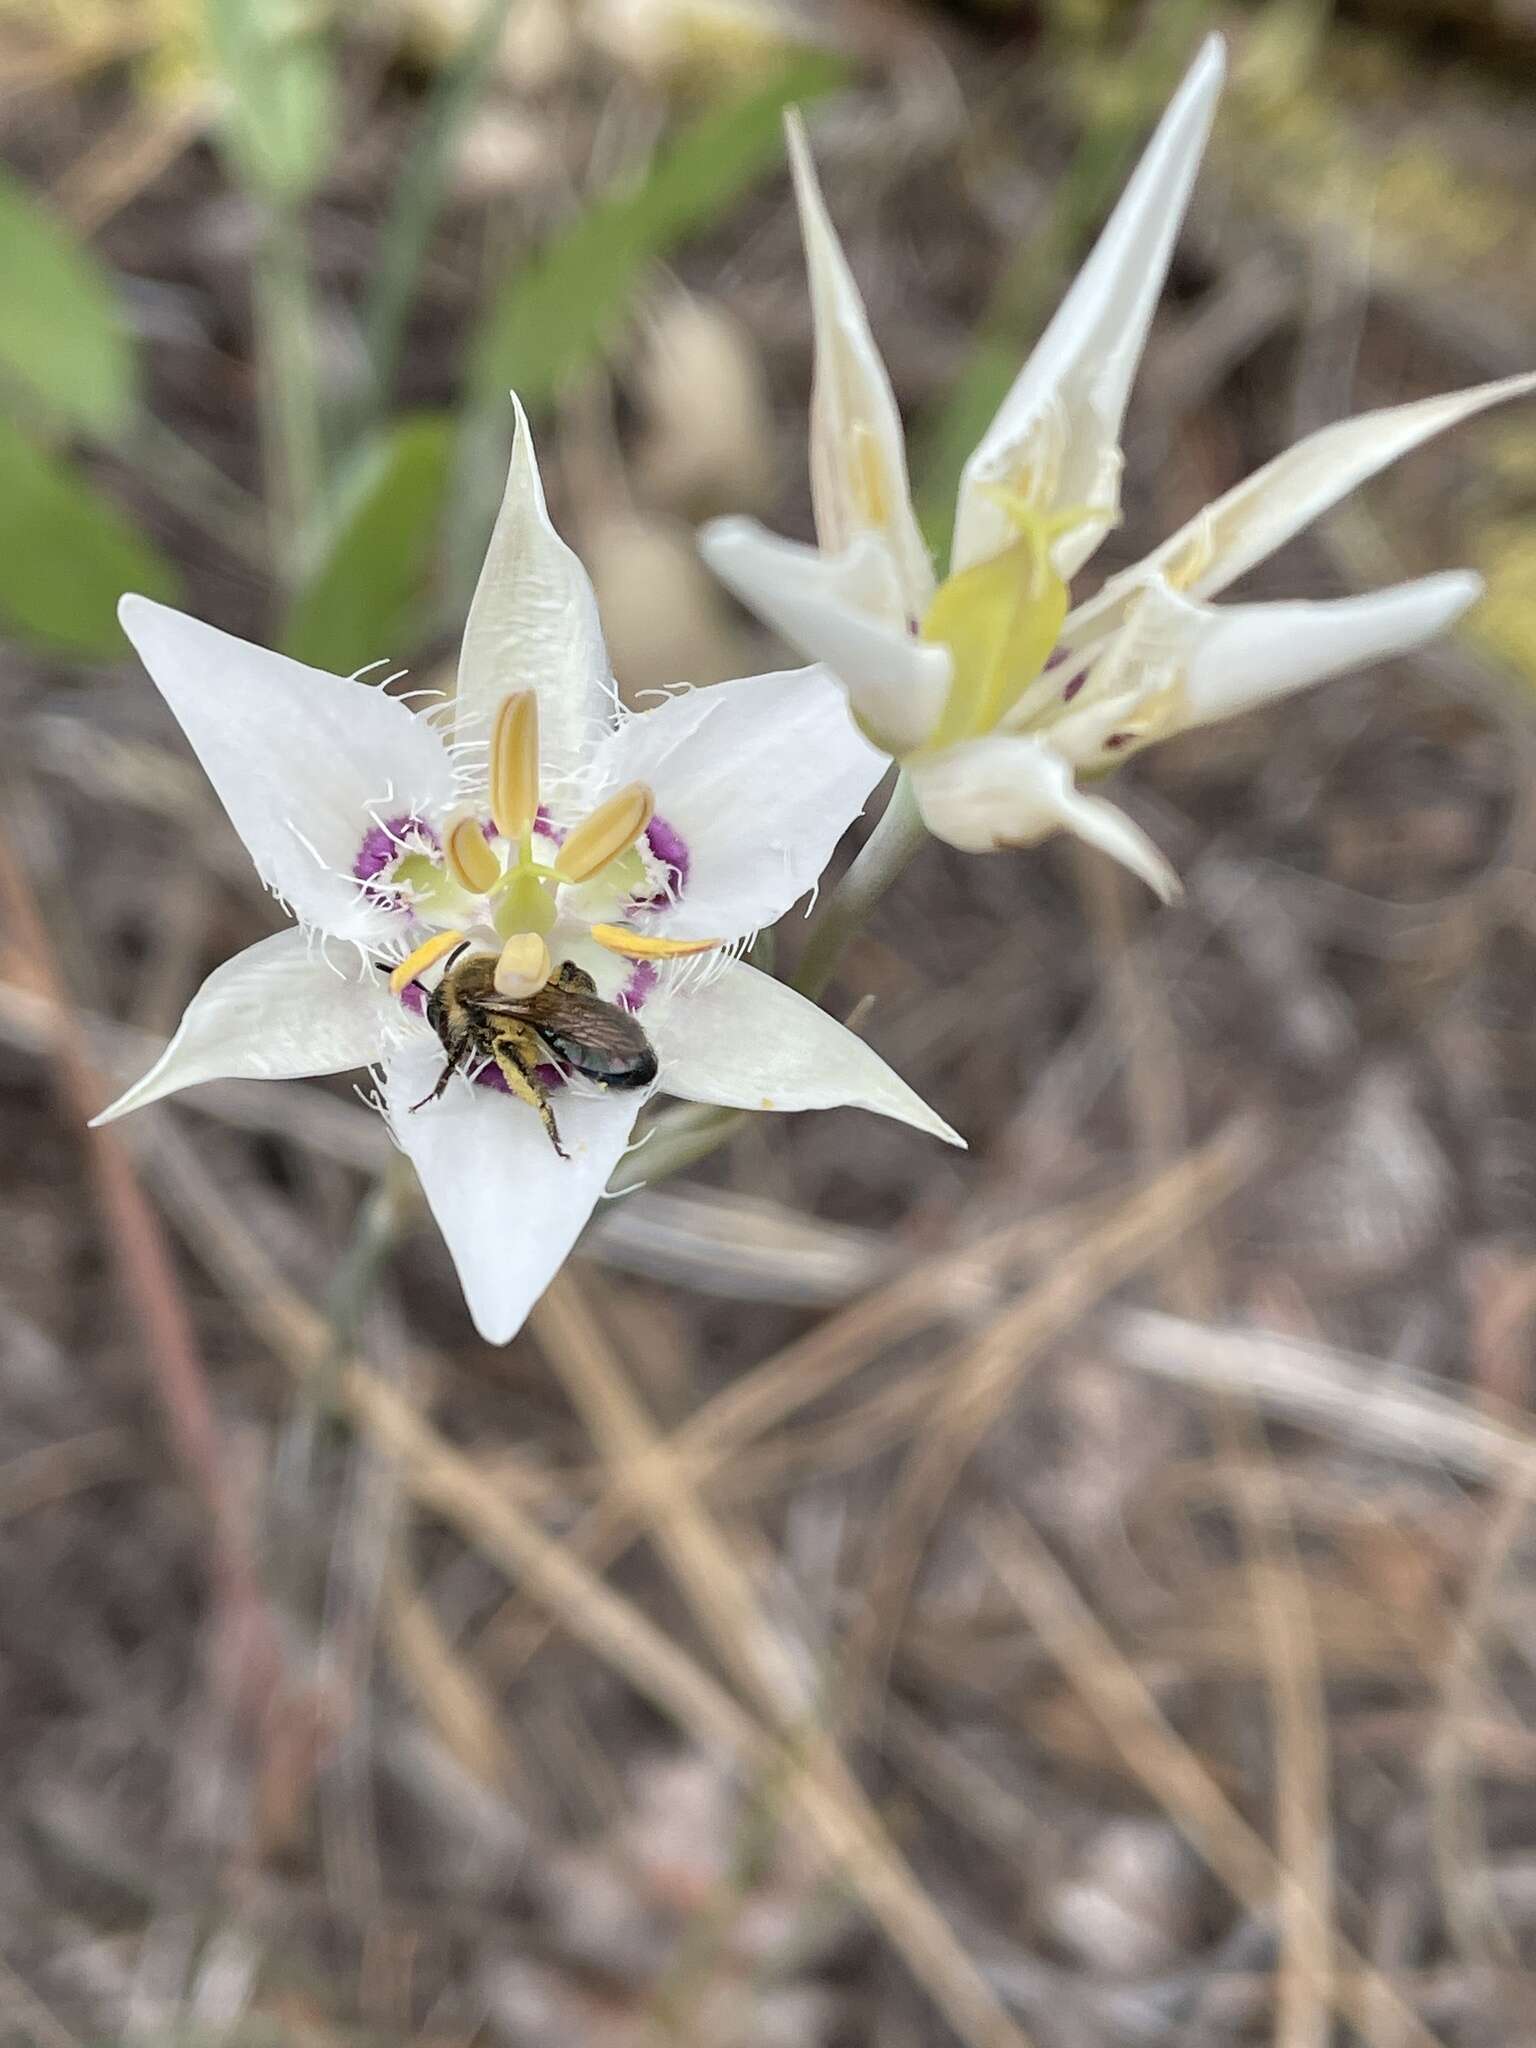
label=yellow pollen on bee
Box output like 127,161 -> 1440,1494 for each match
555,782 -> 656,885
388,928 -> 469,994
489,690 -> 540,840
588,925 -> 720,959
444,812 -> 501,895
494,931 -> 552,997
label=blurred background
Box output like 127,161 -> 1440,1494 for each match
5,1 -> 1536,2042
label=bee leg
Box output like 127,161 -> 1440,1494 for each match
408,1036 -> 469,1112
490,1038 -> 568,1160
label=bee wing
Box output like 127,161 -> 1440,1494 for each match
514,985 -> 654,1060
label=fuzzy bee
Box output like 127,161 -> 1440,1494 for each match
408,946 -> 658,1158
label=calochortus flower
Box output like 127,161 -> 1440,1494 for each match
96,399 -> 958,1342
701,36 -> 1536,897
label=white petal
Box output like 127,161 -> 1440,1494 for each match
456,393 -> 616,783
594,664 -> 886,940
910,735 -> 1180,900
699,517 -> 951,755
787,110 -> 934,614
648,958 -> 962,1145
91,928 -> 393,1124
119,596 -> 459,944
953,34 -> 1225,579
384,1044 -> 639,1344
1066,372 -> 1536,648
1179,571 -> 1483,728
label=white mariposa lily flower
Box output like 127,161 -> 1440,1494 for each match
95,398 -> 959,1343
700,34 -> 1536,897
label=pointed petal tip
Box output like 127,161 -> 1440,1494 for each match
1423,567 -> 1484,621
117,589 -> 178,646
696,513 -> 757,563
1192,29 -> 1227,83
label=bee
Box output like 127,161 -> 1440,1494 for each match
408,946 -> 657,1159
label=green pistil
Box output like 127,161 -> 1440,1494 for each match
491,866 -> 557,939
919,494 -> 1091,752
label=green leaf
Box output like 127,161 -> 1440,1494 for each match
0,165 -> 134,440
204,0 -> 335,203
281,413 -> 453,673
467,50 -> 848,410
0,418 -> 178,658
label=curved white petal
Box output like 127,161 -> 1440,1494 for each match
648,959 -> 962,1145
953,34 -> 1225,580
699,518 -> 951,755
1066,372 -> 1536,649
910,735 -> 1180,900
787,110 -> 934,614
119,596 -> 460,944
91,927 -> 393,1124
1178,571 -> 1483,728
384,1043 -> 639,1344
456,393 -> 616,783
593,664 -> 887,940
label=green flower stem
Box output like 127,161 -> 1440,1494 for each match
792,769 -> 926,1001
612,771 -> 928,1194
252,195 -> 324,585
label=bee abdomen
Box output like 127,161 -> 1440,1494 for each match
542,1031 -> 657,1090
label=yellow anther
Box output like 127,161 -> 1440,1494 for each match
588,925 -> 720,959
444,813 -> 500,895
554,782 -> 655,885
388,928 -> 468,995
489,690 -> 540,841
494,931 -> 552,998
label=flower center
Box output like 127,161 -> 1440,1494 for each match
373,687 -> 721,1046
918,489 -> 1088,753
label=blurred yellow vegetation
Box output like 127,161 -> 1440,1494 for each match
1224,6 -> 1536,696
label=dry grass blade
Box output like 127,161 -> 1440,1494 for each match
532,1272 -> 1038,2048
1079,852 -> 1335,2048
977,1513 -> 1448,2048
383,1555 -> 524,1795
145,1117 -> 1032,2047
479,1196 -> 1112,1676
0,823 -> 286,1728
836,1114 -> 1265,1728
1105,1310 -> 1536,1481
1426,1463 -> 1536,1968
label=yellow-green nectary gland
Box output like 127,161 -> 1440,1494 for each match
920,527 -> 1070,753
491,865 -> 558,940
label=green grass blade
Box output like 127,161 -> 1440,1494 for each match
466,50 -> 847,412
0,165 -> 135,441
203,0 -> 336,203
361,0 -> 517,417
281,413 -> 454,674
448,50 -> 845,609
0,419 -> 178,658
